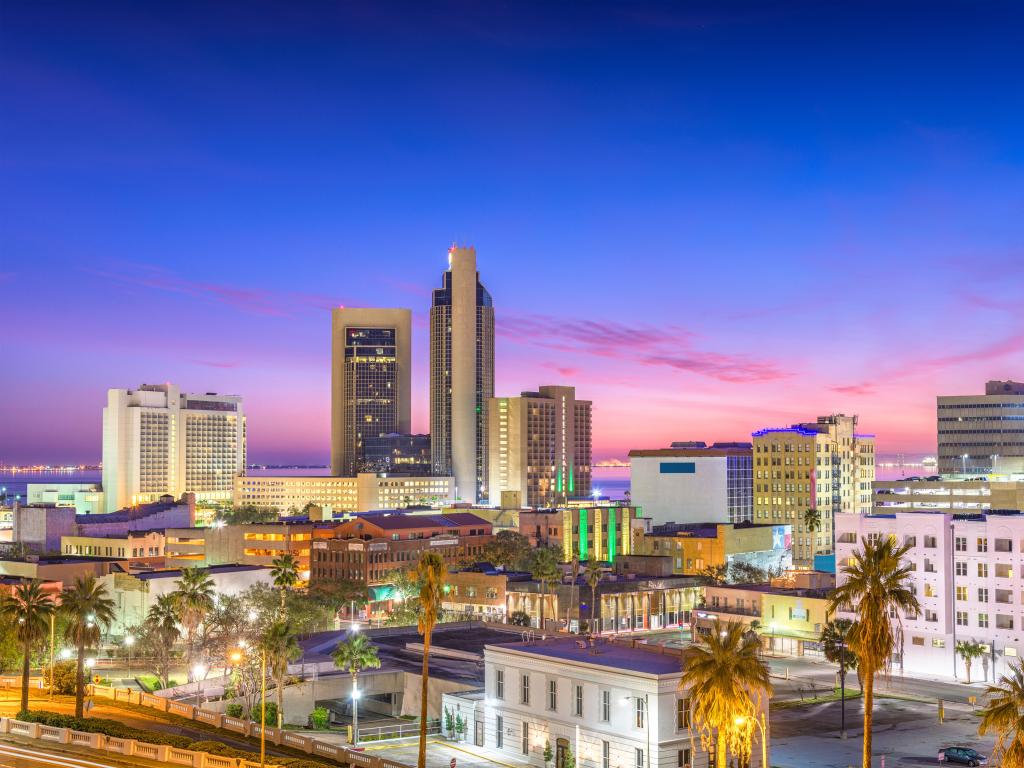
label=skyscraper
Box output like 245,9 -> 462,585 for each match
937,380 -> 1024,475
330,308 -> 412,476
488,385 -> 592,508
430,246 -> 494,503
752,414 -> 875,567
102,384 -> 245,513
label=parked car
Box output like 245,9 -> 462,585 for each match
938,746 -> 988,766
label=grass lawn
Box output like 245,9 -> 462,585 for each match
773,688 -> 864,710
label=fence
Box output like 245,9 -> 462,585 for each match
358,721 -> 440,743
86,683 -> 417,768
0,715 -> 283,768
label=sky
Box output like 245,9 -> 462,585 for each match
2,1 -> 1023,465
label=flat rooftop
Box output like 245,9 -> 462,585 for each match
487,637 -> 684,676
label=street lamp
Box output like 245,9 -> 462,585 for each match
124,635 -> 135,678
734,713 -> 768,768
351,685 -> 362,746
836,638 -> 848,740
192,664 -> 208,707
962,453 -> 969,474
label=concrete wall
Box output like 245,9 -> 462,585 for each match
13,505 -> 76,552
630,456 -> 729,526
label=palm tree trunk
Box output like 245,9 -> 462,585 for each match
418,629 -> 432,768
715,727 -> 726,768
75,640 -> 86,718
21,637 -> 31,713
539,584 -> 545,631
592,585 -> 598,635
352,671 -> 359,745
277,672 -> 284,729
965,659 -> 971,685
862,670 -> 874,768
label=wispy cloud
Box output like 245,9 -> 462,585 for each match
501,313 -> 787,384
192,359 -> 241,369
86,264 -> 345,318
541,362 -> 581,377
831,383 -> 876,396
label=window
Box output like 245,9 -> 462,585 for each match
521,674 -> 530,704
496,670 -> 504,699
956,611 -> 968,626
924,535 -> 937,548
955,536 -> 967,552
932,638 -> 945,648
677,698 -> 690,729
924,583 -> 936,598
978,537 -> 989,553
979,613 -> 990,629
678,749 -> 691,768
956,586 -> 968,601
602,742 -> 610,768
979,563 -> 989,578
912,636 -> 924,646
548,680 -> 557,710
496,715 -> 503,749
635,697 -> 646,728
955,561 -> 967,577
522,723 -> 529,755
635,748 -> 644,768
574,685 -> 583,717
601,690 -> 610,722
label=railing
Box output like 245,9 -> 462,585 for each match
359,720 -> 441,742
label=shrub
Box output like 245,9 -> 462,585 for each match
509,610 -> 531,627
310,706 -> 329,729
225,703 -> 244,718
251,701 -> 278,726
41,660 -> 78,695
16,711 -> 192,748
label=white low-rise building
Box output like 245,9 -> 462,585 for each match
836,510 -> 1024,682
443,637 -> 766,768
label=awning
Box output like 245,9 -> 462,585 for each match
368,584 -> 399,602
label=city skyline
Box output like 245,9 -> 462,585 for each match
4,2 -> 1024,465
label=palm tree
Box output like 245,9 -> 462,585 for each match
956,639 -> 986,685
979,661 -> 1024,767
828,536 -> 920,768
60,575 -> 116,717
802,507 -> 822,533
568,554 -> 580,631
143,594 -> 181,689
820,618 -> 860,687
416,552 -> 447,768
680,620 -> 772,768
584,560 -> 604,635
262,619 -> 301,729
0,580 -> 55,713
530,548 -> 559,632
173,568 -> 215,680
270,553 -> 300,613
332,632 -> 381,745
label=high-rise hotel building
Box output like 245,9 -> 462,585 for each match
753,414 -> 874,566
488,385 -> 592,508
938,380 -> 1024,476
102,384 -> 245,513
430,246 -> 494,503
330,308 -> 412,476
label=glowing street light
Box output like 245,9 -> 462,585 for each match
192,663 -> 208,706
124,635 -> 135,677
60,648 -> 73,660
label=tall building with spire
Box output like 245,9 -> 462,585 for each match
330,308 -> 412,476
430,246 -> 494,503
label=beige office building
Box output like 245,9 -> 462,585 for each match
430,246 -> 494,503
102,384 -> 245,513
753,414 -> 875,566
487,385 -> 592,507
872,477 -> 1024,514
330,307 -> 412,476
233,473 -> 455,514
938,380 -> 1024,476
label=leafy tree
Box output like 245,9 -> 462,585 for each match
444,706 -> 454,734
60,575 -> 116,717
828,536 -> 920,768
584,560 -> 604,634
262,619 -> 301,729
0,580 -> 55,712
332,632 -> 381,745
680,620 -> 772,768
979,661 -> 1024,767
42,659 -> 78,695
509,610 -> 531,627
727,562 -> 769,584
308,579 -> 367,618
956,639 -> 987,685
213,505 -> 278,525
310,706 -> 329,729
543,740 -> 553,765
173,567 -> 215,680
0,616 -> 20,674
529,547 -> 560,631
820,618 -> 859,688
698,563 -> 728,586
481,531 -> 532,570
270,553 -> 300,613
416,552 -> 447,768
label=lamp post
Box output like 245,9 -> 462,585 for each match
124,635 -> 135,679
260,647 -> 267,768
961,453 -> 969,474
351,684 -> 362,746
735,713 -> 768,768
837,638 -> 847,740
192,664 -> 208,707
48,613 -> 56,700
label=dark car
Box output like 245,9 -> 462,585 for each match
938,746 -> 988,766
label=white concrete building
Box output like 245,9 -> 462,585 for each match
629,444 -> 753,527
836,510 -> 1024,681
443,637 -> 765,768
232,473 -> 455,514
26,483 -> 105,515
102,384 -> 245,512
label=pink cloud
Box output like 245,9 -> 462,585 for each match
831,383 -> 876,395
